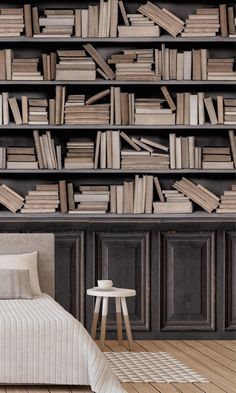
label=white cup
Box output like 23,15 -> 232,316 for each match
97,280 -> 113,289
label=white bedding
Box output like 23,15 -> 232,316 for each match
0,294 -> 126,393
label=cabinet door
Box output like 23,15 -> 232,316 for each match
93,231 -> 150,331
225,232 -> 236,331
55,232 -> 85,323
160,232 -> 215,331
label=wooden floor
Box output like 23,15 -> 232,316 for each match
1,340 -> 236,393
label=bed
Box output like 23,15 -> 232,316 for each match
0,234 -> 125,393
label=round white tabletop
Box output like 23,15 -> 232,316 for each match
87,287 -> 136,298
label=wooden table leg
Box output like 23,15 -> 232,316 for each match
100,297 -> 108,351
91,296 -> 101,340
115,297 -> 123,346
121,297 -> 133,351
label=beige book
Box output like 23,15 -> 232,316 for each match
118,25 -> 160,37
81,9 -> 88,38
176,93 -> 184,125
59,180 -> 68,213
121,92 -> 129,125
67,183 -> 75,211
100,132 -> 106,169
86,88 -> 110,105
24,4 -> 33,37
49,99 -> 55,125
118,1 -> 129,26
32,6 -> 40,35
55,85 -> 62,125
110,185 -> 117,213
192,49 -> 201,80
177,52 -> 184,80
145,175 -> 153,213
153,202 -> 193,214
135,113 -> 175,125
229,130 -> 236,168
169,134 -> 176,169
21,96 -> 28,124
94,131 -> 101,169
217,96 -> 224,124
120,131 -> 141,152
183,51 -> 192,80
111,131 -> 120,169
110,0 -> 118,37
161,86 -> 176,112
204,97 -> 218,125
140,137 -> 168,152
154,177 -> 165,202
175,137 -> 182,169
9,97 -> 22,125
184,92 -> 190,125
75,9 -> 81,37
116,185 -> 124,214
219,4 -> 228,37
188,136 -> 195,169
106,130 -> 112,169
190,95 -> 198,126
198,92 -> 205,125
5,49 -> 12,81
114,87 -> 121,125
228,7 -> 236,35
84,44 -> 115,80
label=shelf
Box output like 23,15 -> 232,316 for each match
0,80 -> 234,86
0,36 -> 235,44
0,169 -> 235,174
0,211 -> 235,222
0,124 -> 234,130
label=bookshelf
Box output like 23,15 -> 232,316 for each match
0,0 -> 235,339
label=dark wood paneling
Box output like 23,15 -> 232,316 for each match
225,232 -> 236,331
94,231 -> 150,331
160,231 -> 215,331
55,232 -> 85,324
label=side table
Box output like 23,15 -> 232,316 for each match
87,287 -> 136,351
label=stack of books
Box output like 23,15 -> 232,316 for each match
224,99 -> 236,125
28,98 -> 48,125
37,9 -> 75,37
33,130 -> 61,170
56,50 -> 96,81
21,184 -> 60,213
12,56 -> 42,81
153,190 -> 193,213
0,147 -> 6,168
0,184 -> 24,213
72,185 -> 110,214
202,147 -> 234,169
118,12 -> 160,37
138,1 -> 184,37
64,92 -> 110,125
169,134 -> 201,169
0,7 -> 24,37
108,49 -> 160,81
174,177 -> 220,213
6,147 -> 38,169
121,136 -> 169,170
217,185 -> 236,213
64,139 -> 94,169
94,130 -> 120,169
182,8 -> 220,37
207,58 -> 236,81
134,98 -> 175,125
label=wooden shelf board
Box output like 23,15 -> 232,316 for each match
0,80 -> 234,86
0,169 -> 235,174
0,211 -> 234,222
0,36 -> 235,44
0,124 -> 234,130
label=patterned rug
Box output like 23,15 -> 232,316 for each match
104,352 -> 209,383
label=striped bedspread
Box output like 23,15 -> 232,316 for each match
0,294 -> 126,393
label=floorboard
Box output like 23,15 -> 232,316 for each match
2,341 -> 235,393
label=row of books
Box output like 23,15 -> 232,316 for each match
1,178 -> 235,214
1,130 -> 235,171
0,87 -> 235,126
0,3 -> 235,38
1,47 -> 235,81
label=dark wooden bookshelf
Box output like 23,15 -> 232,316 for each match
0,0 -> 235,340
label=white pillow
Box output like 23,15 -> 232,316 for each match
0,251 -> 41,296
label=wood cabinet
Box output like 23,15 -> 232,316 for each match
1,216 -> 234,339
